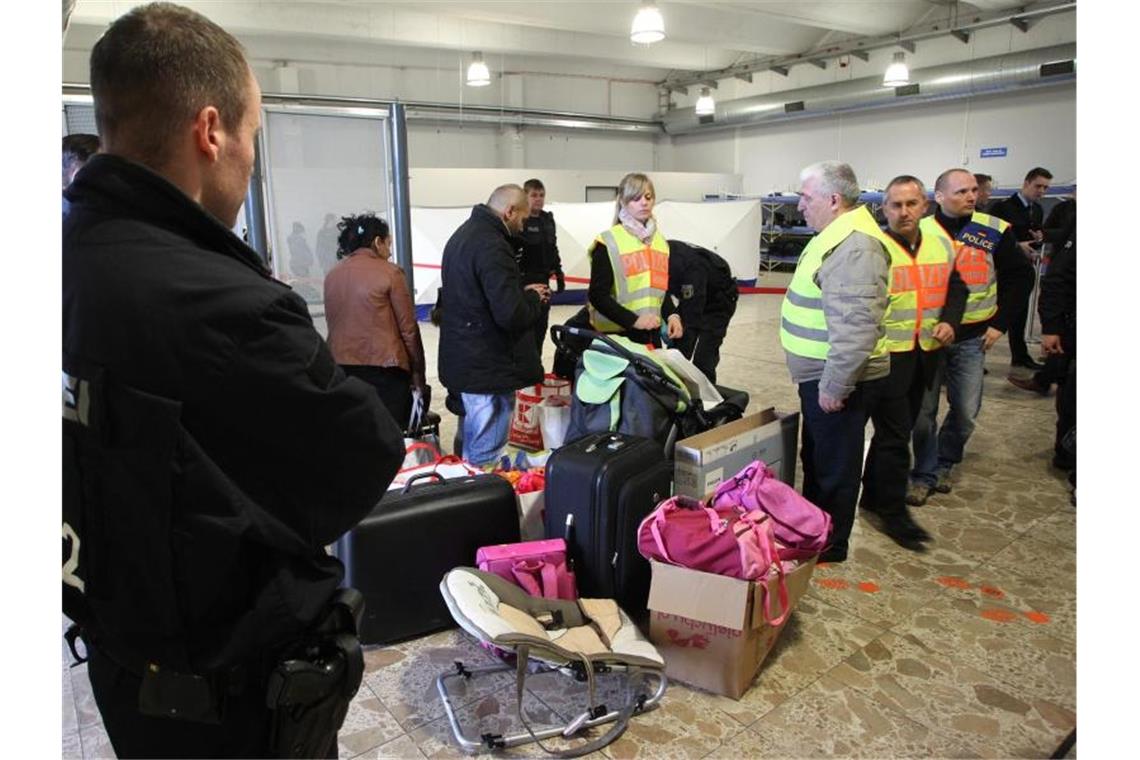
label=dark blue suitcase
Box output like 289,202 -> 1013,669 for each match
544,433 -> 672,614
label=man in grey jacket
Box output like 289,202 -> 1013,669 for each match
779,161 -> 891,563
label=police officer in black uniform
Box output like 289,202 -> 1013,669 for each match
520,179 -> 565,365
666,240 -> 739,384
62,4 -> 404,757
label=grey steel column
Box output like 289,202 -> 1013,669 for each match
388,102 -> 415,295
244,134 -> 271,266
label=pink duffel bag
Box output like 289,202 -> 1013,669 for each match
475,538 -> 578,600
711,461 -> 832,561
637,495 -> 789,626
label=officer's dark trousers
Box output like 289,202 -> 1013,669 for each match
683,329 -> 726,384
88,647 -> 299,759
799,380 -> 868,555
861,351 -> 922,516
533,301 -> 551,367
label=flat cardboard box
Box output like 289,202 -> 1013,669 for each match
673,408 -> 799,499
647,558 -> 817,699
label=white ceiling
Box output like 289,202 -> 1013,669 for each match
67,0 -> 1061,81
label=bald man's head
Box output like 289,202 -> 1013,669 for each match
487,184 -> 529,234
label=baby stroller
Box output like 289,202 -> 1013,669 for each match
550,324 -> 748,457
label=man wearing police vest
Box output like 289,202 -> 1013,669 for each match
780,161 -> 890,564
859,176 -> 967,550
908,168 -> 1023,505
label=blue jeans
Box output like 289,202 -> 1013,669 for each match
799,380 -> 868,555
461,392 -> 515,467
910,335 -> 985,486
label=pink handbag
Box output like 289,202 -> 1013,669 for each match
637,495 -> 789,626
475,538 -> 578,600
711,461 -> 832,561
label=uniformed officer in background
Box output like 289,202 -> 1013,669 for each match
666,239 -> 739,384
520,178 -> 565,363
62,3 -> 405,756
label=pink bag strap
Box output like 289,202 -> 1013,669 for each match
511,559 -> 559,599
735,511 -> 791,627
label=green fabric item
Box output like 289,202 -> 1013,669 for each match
576,349 -> 627,404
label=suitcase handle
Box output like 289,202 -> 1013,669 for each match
402,471 -> 446,493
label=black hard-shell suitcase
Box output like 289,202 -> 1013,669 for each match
334,472 -> 520,645
544,432 -> 672,613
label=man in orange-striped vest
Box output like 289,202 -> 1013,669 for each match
860,176 -> 967,549
908,168 -> 1024,504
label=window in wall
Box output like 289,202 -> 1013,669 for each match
260,108 -> 393,324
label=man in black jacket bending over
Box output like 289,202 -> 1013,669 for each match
62,4 -> 405,756
439,184 -> 548,465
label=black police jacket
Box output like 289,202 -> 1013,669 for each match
62,155 -> 405,674
518,210 -> 563,286
438,204 -> 544,394
666,240 -> 739,334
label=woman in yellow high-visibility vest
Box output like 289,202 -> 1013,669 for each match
587,172 -> 683,347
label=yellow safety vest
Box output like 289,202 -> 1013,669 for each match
879,229 -> 956,352
588,224 -> 670,333
780,205 -> 889,361
920,211 -> 1009,325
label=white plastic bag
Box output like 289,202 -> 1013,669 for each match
537,395 -> 572,450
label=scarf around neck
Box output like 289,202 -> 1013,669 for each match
618,207 -> 657,244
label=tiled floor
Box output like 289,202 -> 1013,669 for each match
62,293 -> 1076,758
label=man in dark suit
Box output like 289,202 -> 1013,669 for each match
990,167 -> 1053,371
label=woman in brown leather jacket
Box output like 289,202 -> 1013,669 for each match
324,214 -> 426,428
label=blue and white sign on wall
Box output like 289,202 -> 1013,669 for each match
980,147 -> 1008,158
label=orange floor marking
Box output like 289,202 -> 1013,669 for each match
857,582 -> 880,593
816,578 -> 849,590
979,585 -> 1006,599
937,576 -> 971,589
980,608 -> 1018,623
1024,611 -> 1052,624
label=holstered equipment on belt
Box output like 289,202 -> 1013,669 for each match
266,588 -> 366,758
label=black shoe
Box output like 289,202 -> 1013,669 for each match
1007,374 -> 1049,395
819,546 -> 847,563
881,511 -> 931,551
1012,357 -> 1045,371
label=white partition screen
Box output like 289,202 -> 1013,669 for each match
261,108 -> 393,326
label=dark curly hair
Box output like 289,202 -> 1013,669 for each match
336,213 -> 390,259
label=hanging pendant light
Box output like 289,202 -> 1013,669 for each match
630,2 -> 665,45
694,87 -> 715,116
882,51 -> 909,87
466,52 -> 491,87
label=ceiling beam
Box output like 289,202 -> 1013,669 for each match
950,30 -> 970,44
898,40 -> 917,54
659,0 -> 1074,90
809,59 -> 827,70
734,72 -> 753,83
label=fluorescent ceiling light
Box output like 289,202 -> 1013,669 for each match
883,52 -> 909,87
466,52 -> 491,87
695,87 -> 715,116
631,2 -> 665,44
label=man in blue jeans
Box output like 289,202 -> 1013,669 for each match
909,169 -> 1023,504
780,161 -> 893,563
438,184 -> 549,465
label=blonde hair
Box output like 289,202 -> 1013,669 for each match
613,172 -> 656,224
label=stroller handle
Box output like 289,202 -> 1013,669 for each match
550,324 -> 687,398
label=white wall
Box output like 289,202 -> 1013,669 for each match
722,84 -> 1076,194
408,168 -> 741,207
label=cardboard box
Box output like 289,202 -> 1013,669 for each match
647,558 -> 817,699
673,408 -> 799,498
